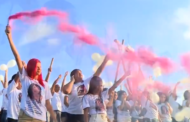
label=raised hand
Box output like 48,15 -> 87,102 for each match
48,67 -> 52,73
5,25 -> 11,35
58,74 -> 62,79
64,71 -> 68,77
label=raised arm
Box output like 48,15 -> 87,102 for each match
109,73 -> 129,95
45,58 -> 54,82
5,26 -> 23,73
61,72 -> 68,93
4,69 -> 8,88
171,82 -> 180,98
51,75 -> 62,95
63,76 -> 75,94
45,67 -> 52,82
93,55 -> 109,77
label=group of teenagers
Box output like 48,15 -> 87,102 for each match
0,25 -> 189,122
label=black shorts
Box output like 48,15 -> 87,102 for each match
66,113 -> 84,122
172,117 -> 178,122
61,112 -> 68,118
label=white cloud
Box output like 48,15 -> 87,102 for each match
47,38 -> 60,46
174,5 -> 190,40
19,21 -> 57,46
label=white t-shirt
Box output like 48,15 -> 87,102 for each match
51,92 -> 62,111
143,100 -> 158,119
67,77 -> 91,114
7,80 -> 22,119
83,90 -> 109,115
105,100 -> 114,117
0,88 -> 8,110
157,103 -> 172,122
60,93 -> 68,112
115,100 -> 132,120
182,100 -> 190,107
131,107 -> 143,119
168,95 -> 180,117
19,68 -> 52,121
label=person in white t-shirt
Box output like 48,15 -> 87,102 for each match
5,26 -> 56,122
50,71 -> 68,122
60,72 -> 69,122
131,100 -> 143,122
113,91 -> 118,122
63,55 -> 110,122
105,89 -> 115,122
181,90 -> 190,121
7,73 -> 22,122
168,82 -> 182,122
140,91 -> 159,122
60,94 -> 68,122
157,93 -> 173,122
182,90 -> 190,107
0,69 -> 8,122
115,90 -> 132,122
83,74 -> 128,122
50,74 -> 63,122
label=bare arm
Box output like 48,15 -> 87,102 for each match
5,26 -> 23,74
46,100 -> 56,121
62,76 -> 75,94
64,96 -> 69,107
166,102 -> 173,114
51,75 -> 62,95
118,100 -> 126,110
84,108 -> 89,122
45,68 -> 52,82
4,70 -> 8,88
106,97 -> 114,107
93,55 -> 109,77
172,82 -> 180,98
109,73 -> 128,95
61,72 -> 68,93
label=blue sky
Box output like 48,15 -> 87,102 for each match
0,0 -> 190,106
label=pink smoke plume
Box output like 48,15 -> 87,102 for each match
8,8 -> 68,24
109,41 -> 175,74
181,53 -> 190,74
8,8 -> 99,46
8,8 -> 175,69
9,9 -> 177,93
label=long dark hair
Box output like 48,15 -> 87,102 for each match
87,76 -> 102,95
113,91 -> 118,122
8,73 -> 17,85
28,83 -> 42,103
117,90 -> 126,101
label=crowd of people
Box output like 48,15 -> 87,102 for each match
0,26 -> 190,122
